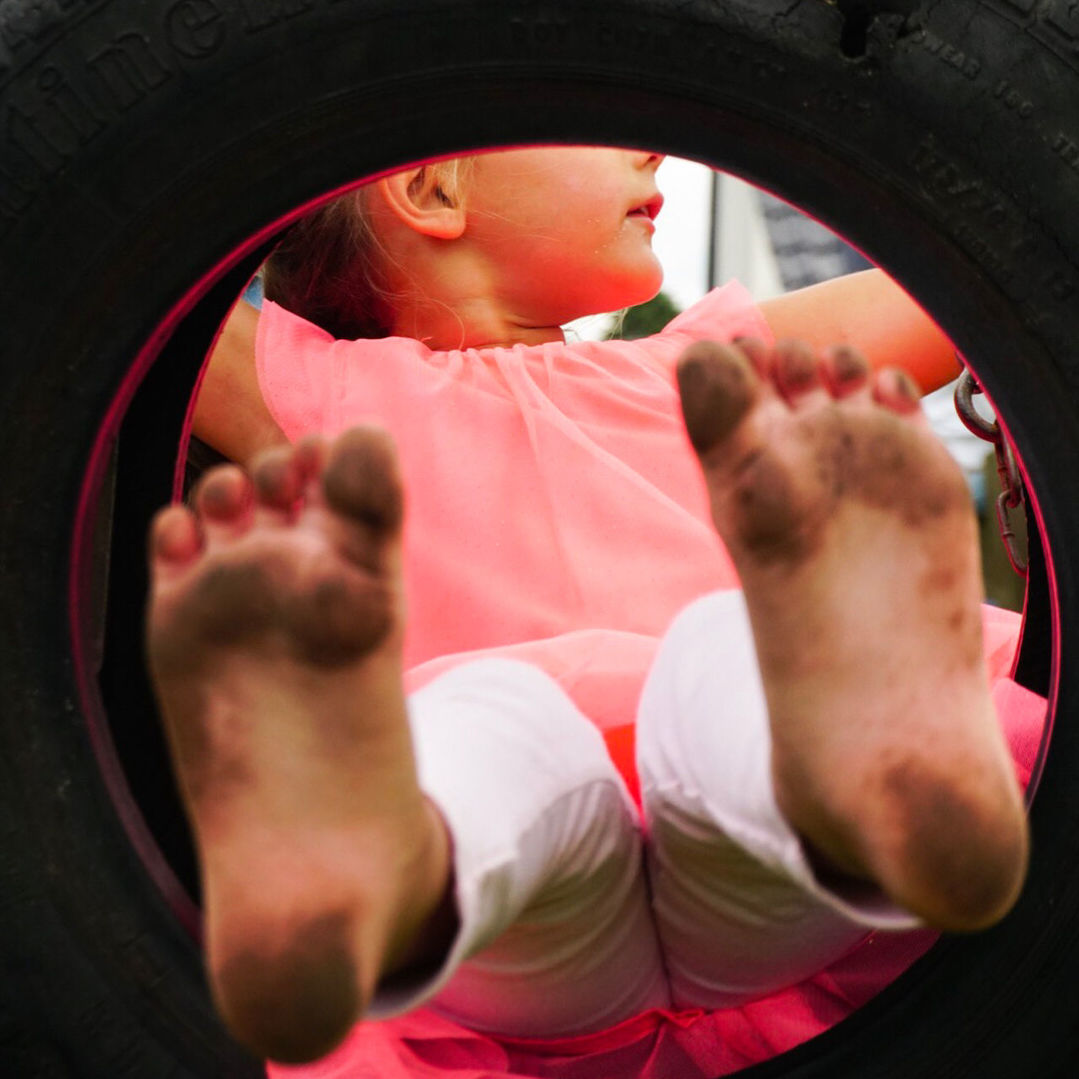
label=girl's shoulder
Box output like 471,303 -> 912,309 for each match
253,285 -> 774,438
255,301 -> 440,442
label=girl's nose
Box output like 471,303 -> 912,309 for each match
631,150 -> 666,171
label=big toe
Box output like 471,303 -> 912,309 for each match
676,340 -> 765,457
322,426 -> 405,539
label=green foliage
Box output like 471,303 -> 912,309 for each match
607,290 -> 682,340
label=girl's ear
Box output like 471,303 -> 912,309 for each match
376,166 -> 467,240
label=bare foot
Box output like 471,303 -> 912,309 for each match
147,428 -> 453,1063
676,339 -> 1028,930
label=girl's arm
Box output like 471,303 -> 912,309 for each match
191,299 -> 289,465
758,268 -> 961,394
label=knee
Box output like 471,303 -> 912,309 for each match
413,657 -> 623,800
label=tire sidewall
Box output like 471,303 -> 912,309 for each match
1,2 -> 1077,1075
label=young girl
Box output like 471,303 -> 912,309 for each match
147,148 -> 1040,1076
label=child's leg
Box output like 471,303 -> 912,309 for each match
639,589 -> 899,1008
641,339 -> 1028,1007
405,659 -> 669,1036
147,430 -> 665,1064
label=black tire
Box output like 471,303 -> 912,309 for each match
1,1 -> 1076,1075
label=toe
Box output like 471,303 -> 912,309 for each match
676,340 -> 764,457
195,465 -> 256,539
872,368 -> 924,417
294,436 -> 330,492
774,340 -> 829,407
732,336 -> 774,381
252,445 -> 306,517
322,426 -> 405,539
150,504 -> 203,567
822,344 -> 872,401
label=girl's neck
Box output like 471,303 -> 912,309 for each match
390,292 -> 567,351
377,221 -> 572,350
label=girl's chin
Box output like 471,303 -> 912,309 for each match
554,269 -> 665,324
615,278 -> 664,311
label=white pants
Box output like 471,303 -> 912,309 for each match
374,591 -> 920,1037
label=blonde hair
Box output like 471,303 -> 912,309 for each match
262,159 -> 474,340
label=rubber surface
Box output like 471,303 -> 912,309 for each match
1,1 -> 1077,1075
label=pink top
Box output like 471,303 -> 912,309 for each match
257,287 -> 1046,1078
257,284 -> 769,745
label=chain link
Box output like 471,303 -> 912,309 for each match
954,367 -> 1028,577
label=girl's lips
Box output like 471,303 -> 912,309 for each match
629,194 -> 664,221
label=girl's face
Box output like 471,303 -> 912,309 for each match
463,146 -> 666,325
